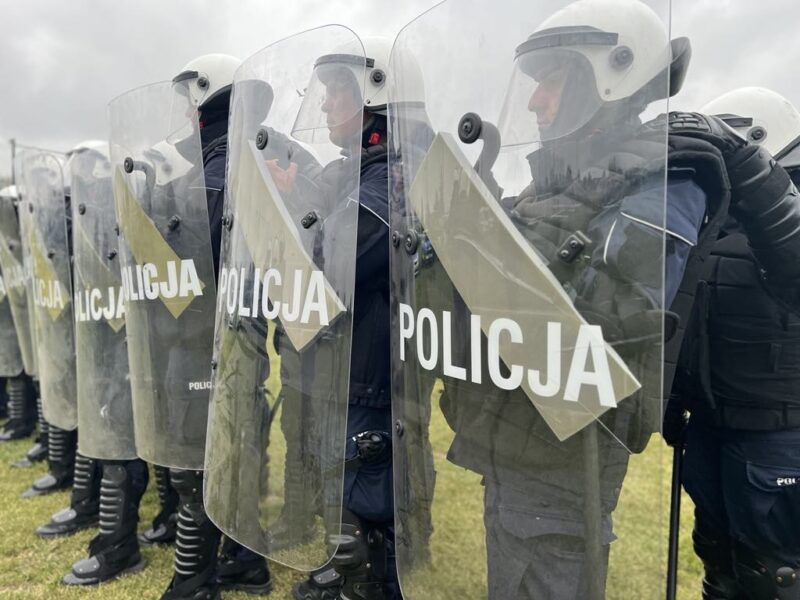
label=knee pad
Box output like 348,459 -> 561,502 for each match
97,463 -> 135,536
329,513 -> 389,600
170,469 -> 209,527
170,469 -> 204,503
734,542 -> 800,600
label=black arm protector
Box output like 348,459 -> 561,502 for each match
726,145 -> 800,312
669,112 -> 800,312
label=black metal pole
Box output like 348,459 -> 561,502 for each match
666,443 -> 684,600
583,422 -> 604,600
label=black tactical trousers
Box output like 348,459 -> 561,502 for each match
683,420 -> 800,598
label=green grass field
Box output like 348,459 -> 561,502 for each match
0,424 -> 703,599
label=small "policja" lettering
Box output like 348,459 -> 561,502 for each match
188,380 -> 212,391
777,477 -> 798,487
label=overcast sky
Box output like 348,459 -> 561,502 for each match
1,0 -> 799,178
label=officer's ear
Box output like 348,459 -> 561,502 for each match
668,37 -> 692,98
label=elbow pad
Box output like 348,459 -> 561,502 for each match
727,145 -> 800,283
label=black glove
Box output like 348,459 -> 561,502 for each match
668,111 -> 747,159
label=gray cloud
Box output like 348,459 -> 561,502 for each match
672,0 -> 800,110
0,0 -> 435,177
2,0 -> 800,179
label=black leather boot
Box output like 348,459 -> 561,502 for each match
63,461 -> 147,585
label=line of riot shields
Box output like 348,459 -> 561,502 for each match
5,0 -> 800,597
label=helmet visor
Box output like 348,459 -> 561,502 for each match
292,53 -> 367,145
497,41 -> 604,148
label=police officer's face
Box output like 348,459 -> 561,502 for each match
322,76 -> 362,147
528,66 -> 568,132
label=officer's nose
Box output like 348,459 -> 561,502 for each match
321,93 -> 333,114
529,85 -> 548,113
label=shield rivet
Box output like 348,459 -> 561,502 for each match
404,230 -> 419,254
255,128 -> 269,150
458,112 -> 483,145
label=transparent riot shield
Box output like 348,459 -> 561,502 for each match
203,25 -> 364,569
13,154 -> 42,379
388,0 -> 671,597
1,185 -> 38,378
0,189 -> 25,377
21,151 -> 77,431
109,81 -> 218,470
71,144 -> 137,460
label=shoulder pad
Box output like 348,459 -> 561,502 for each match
668,112 -> 712,134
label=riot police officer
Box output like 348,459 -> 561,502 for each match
200,30 -> 398,599
289,35 -> 398,600
18,149 -> 100,514
386,0 -> 735,597
163,54 -> 273,599
0,184 -> 40,453
669,87 -> 800,600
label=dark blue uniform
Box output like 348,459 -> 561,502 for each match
469,173 -> 707,599
675,224 -> 800,598
342,157 -> 399,597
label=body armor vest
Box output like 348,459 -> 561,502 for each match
679,229 -> 800,430
444,120 -> 731,494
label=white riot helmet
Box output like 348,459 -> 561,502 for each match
66,139 -> 107,168
144,140 -> 195,186
700,87 -> 800,162
173,54 -> 241,110
67,140 -> 110,183
500,0 -> 672,144
0,185 -> 18,201
319,36 -> 392,111
292,36 -> 393,143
